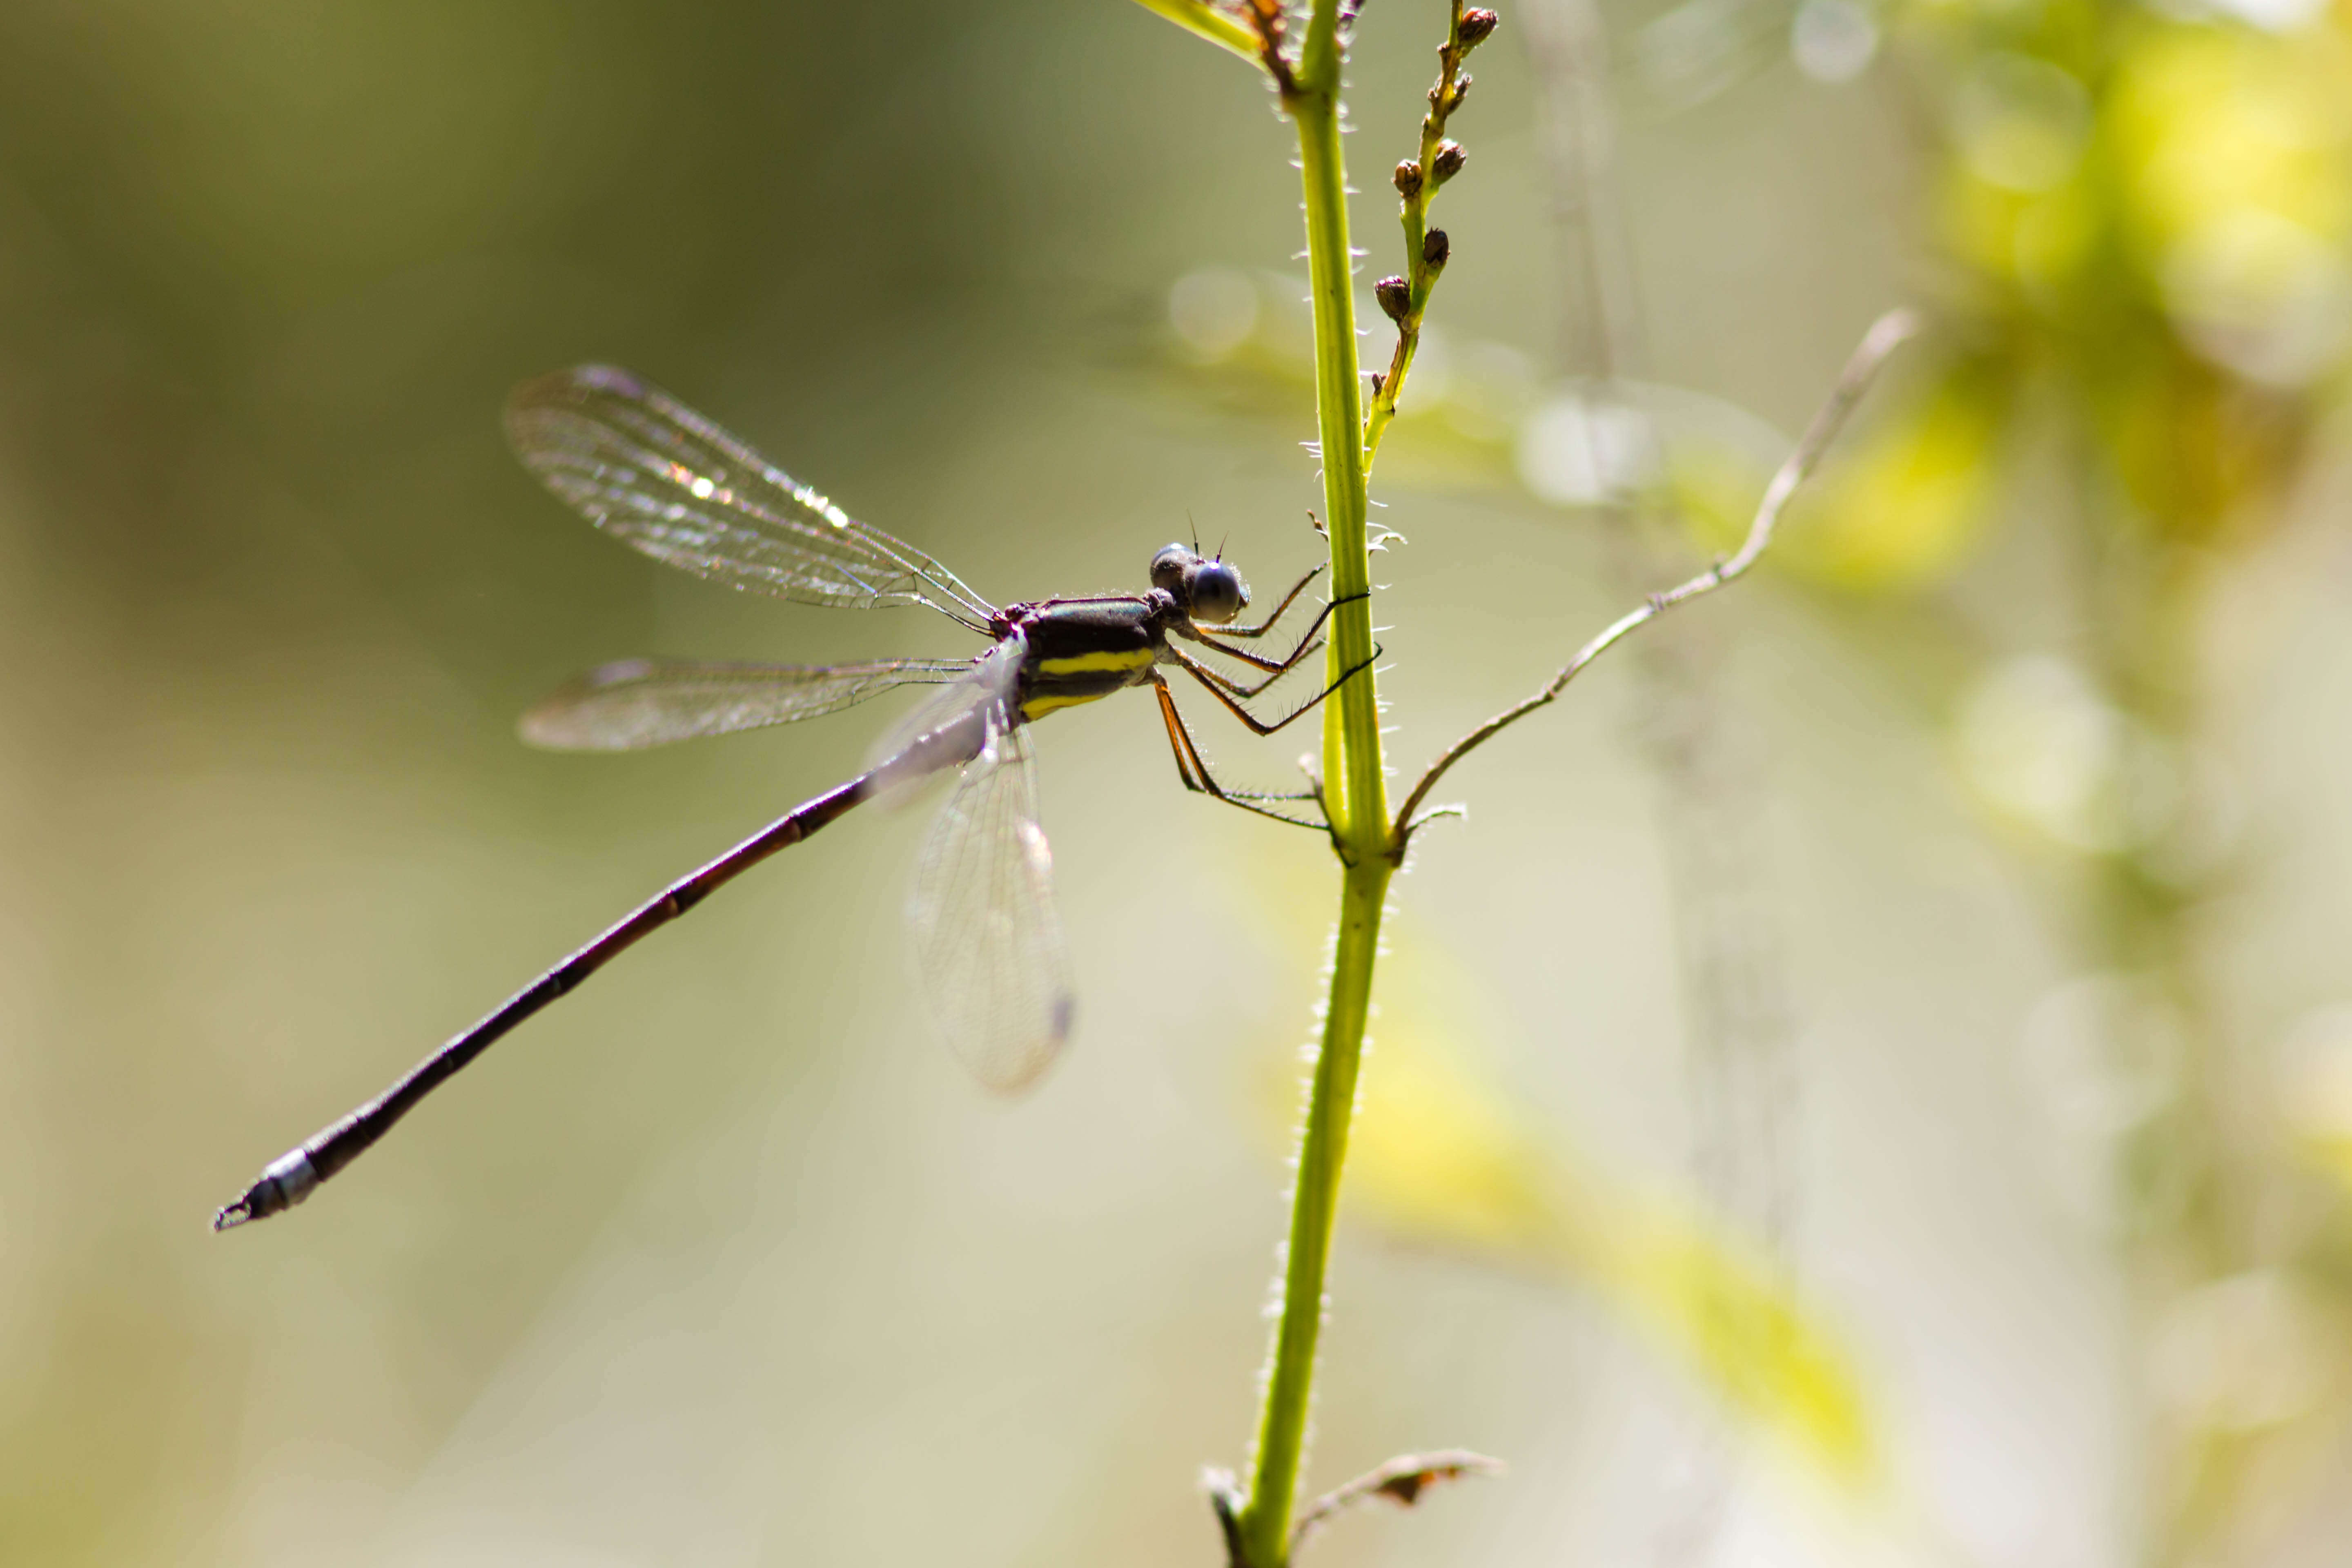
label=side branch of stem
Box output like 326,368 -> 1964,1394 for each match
1363,0 -> 1490,465
1288,1448 -> 1504,1552
1391,307 -> 1922,840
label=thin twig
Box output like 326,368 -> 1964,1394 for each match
1390,307 -> 1922,845
1289,1450 -> 1504,1553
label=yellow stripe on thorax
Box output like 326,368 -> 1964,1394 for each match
1035,648 -> 1156,677
1021,690 -> 1113,719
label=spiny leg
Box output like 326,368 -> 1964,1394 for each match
1185,589 -> 1365,682
1153,680 -> 1319,803
1185,632 -> 1326,698
1152,678 -> 1327,831
1171,641 -> 1378,738
1183,631 -> 1320,679
1214,564 -> 1325,639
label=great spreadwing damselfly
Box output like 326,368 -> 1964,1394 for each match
212,365 -> 1369,1232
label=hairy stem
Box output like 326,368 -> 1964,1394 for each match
1236,2 -> 1394,1563
1134,4 -> 1461,1559
1289,44 -> 1385,852
1241,856 -> 1390,1564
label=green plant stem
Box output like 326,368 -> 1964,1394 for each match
1235,4 -> 1394,1564
1239,857 -> 1391,1565
1290,27 -> 1385,856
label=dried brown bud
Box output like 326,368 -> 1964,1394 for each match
1459,8 -> 1500,47
1375,276 -> 1411,322
1393,160 -> 1424,199
1422,227 -> 1449,269
1432,140 -> 1466,184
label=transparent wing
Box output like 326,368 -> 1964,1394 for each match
907,695 -> 1074,1095
866,635 -> 1020,797
519,657 -> 973,752
506,365 -> 997,625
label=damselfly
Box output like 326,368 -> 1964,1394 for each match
212,365 -> 1366,1232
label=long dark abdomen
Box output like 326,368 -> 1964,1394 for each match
213,706 -> 991,1230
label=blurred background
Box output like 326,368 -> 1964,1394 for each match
2,0 -> 2349,1563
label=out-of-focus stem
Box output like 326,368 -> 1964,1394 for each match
1129,0 -> 1267,66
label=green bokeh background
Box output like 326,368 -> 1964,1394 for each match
4,2 -> 2349,1564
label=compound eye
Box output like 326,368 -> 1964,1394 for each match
1150,544 -> 1194,594
1188,561 -> 1247,624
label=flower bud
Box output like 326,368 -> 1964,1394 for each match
1422,227 -> 1449,269
1394,160 -> 1424,199
1375,276 -> 1411,322
1459,8 -> 1500,47
1432,140 -> 1466,184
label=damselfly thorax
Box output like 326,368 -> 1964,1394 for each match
213,365 -> 1370,1232
1000,550 -> 1256,720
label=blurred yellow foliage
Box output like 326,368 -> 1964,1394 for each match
1675,365 -> 2002,593
2109,28 -> 2352,258
1342,1012 -> 1878,1492
1771,375 -> 2000,592
1909,13 -> 2352,548
1236,858 -> 1879,1492
2301,1132 -> 2352,1198
2098,344 -> 2299,538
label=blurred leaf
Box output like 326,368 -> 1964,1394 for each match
1232,856 -> 1880,1493
2094,343 -> 2303,539
1347,1013 -> 1878,1492
2109,28 -> 2352,259
1684,359 -> 2008,594
2299,1132 -> 2352,1195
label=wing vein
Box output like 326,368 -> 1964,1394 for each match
507,366 -> 997,625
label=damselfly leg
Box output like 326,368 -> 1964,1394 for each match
1180,591 -> 1365,699
1153,680 -> 1324,831
1168,639 -> 1379,738
1149,644 -> 1378,831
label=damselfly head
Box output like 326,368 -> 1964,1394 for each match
1152,543 -> 1250,624
1150,543 -> 1194,594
